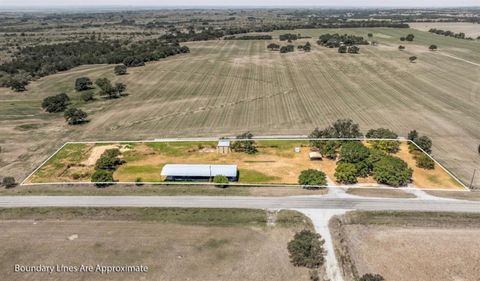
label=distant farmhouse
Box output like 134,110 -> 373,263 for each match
161,164 -> 238,182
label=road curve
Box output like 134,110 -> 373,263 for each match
0,196 -> 479,213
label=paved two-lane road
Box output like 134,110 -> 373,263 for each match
0,195 -> 479,212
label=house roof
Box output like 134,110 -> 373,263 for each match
217,140 -> 230,147
161,164 -> 237,177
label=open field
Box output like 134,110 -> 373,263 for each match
331,211 -> 480,281
26,140 -> 462,189
1,27 -> 479,188
0,207 -> 315,281
409,22 -> 480,38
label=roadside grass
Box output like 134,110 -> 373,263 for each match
0,207 -> 268,226
344,211 -> 480,227
425,190 -> 480,201
0,184 -> 327,197
276,210 -> 314,229
346,188 -> 416,199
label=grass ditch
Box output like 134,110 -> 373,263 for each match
0,207 -> 312,229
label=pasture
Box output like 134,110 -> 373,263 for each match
331,211 -> 480,281
0,27 -> 479,188
409,22 -> 480,38
27,140 -> 462,189
0,208 -> 314,281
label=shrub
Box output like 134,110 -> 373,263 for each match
414,135 -> 432,153
213,175 -> 229,187
398,45 -> 405,50
42,93 -> 70,113
298,169 -> 327,188
2,177 -> 16,188
373,155 -> 412,187
429,44 -> 438,51
64,107 -> 88,125
91,170 -> 114,186
339,141 -> 370,163
309,270 -> 320,281
287,230 -> 325,269
416,153 -> 435,169
80,91 -> 94,102
359,273 -> 385,281
366,128 -> 400,153
335,163 -> 358,184
409,56 -> 417,63
95,149 -> 122,170
231,132 -> 257,154
114,64 -> 127,75
75,77 -> 92,91
135,177 -> 143,186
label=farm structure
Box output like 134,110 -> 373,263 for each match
217,140 -> 231,154
160,164 -> 238,181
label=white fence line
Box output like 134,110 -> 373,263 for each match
20,136 -> 468,190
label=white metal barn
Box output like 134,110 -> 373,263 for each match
161,164 -> 238,181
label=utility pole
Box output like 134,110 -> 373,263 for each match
470,169 -> 477,190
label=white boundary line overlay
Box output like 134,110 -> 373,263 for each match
21,136 -> 469,190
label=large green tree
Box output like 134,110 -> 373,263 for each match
373,155 -> 412,187
64,107 -> 88,125
287,230 -> 325,269
298,169 -> 327,187
75,77 -> 93,91
366,128 -> 400,153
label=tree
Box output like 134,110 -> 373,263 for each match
338,45 -> 347,53
298,169 -> 327,188
114,64 -> 127,75
359,273 -> 385,281
80,91 -> 94,102
373,155 -> 412,187
400,36 -> 406,41
42,93 -> 70,113
398,45 -> 405,50
366,128 -> 400,153
407,130 -> 418,141
95,149 -> 121,170
2,177 -> 16,188
75,77 -> 92,91
416,153 -> 435,169
347,45 -> 360,54
231,132 -> 257,154
330,119 -> 363,138
267,43 -> 280,50
414,135 -> 432,153
287,230 -> 325,268
339,141 -> 370,163
9,77 -> 28,92
429,44 -> 438,51
91,169 -> 114,186
123,56 -> 145,67
406,34 -> 415,41
367,33 -> 373,38
335,163 -> 358,184
213,175 -> 229,187
409,56 -> 417,63
64,107 -> 88,125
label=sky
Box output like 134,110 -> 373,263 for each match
0,0 -> 478,8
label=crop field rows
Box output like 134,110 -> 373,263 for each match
0,28 -> 479,187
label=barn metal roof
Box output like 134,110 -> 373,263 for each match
217,140 -> 231,147
161,164 -> 237,177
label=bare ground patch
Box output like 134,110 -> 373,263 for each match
331,211 -> 480,281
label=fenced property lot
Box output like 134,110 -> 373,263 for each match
26,139 -> 463,189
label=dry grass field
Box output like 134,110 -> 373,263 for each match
1,28 -> 479,188
331,211 -> 480,281
0,208 -> 316,281
26,140 -> 462,189
409,22 -> 480,38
